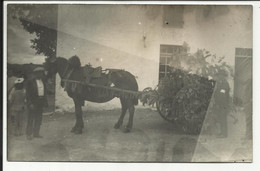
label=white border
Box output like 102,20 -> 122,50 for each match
3,1 -> 257,5
3,1 -> 260,171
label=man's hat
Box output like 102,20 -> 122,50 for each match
33,67 -> 44,72
14,78 -> 24,84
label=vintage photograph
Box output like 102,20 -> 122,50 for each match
5,3 -> 252,162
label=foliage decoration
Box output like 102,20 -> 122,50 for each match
141,45 -> 233,134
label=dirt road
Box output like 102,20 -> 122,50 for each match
7,108 -> 205,162
7,108 -> 251,162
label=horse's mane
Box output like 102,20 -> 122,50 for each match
68,55 -> 81,69
56,57 -> 68,63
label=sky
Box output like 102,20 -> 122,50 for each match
7,7 -> 47,64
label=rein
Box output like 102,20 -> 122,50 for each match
61,79 -> 82,84
58,60 -> 74,88
61,63 -> 74,79
61,78 -> 141,99
61,64 -> 69,78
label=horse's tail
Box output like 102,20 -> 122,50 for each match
133,98 -> 138,106
111,70 -> 139,105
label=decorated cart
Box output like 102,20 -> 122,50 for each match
144,70 -> 215,134
139,68 -> 216,134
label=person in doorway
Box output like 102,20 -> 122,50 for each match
214,70 -> 230,138
9,78 -> 26,136
25,67 -> 48,140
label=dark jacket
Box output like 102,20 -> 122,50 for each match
25,78 -> 48,107
214,79 -> 230,107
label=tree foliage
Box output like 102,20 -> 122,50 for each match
8,4 -> 58,58
173,43 -> 233,79
141,45 -> 233,134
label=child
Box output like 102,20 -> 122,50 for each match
9,78 -> 26,136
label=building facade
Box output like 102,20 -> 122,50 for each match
54,5 -> 252,111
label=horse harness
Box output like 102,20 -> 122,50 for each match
60,66 -> 140,100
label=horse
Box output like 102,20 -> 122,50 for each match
44,56 -> 139,134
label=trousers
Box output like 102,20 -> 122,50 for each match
26,105 -> 43,137
14,110 -> 24,135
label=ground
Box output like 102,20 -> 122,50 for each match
7,107 -> 252,162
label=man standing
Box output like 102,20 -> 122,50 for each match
26,67 -> 48,140
214,70 -> 230,138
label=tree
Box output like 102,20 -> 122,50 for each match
8,4 -> 58,58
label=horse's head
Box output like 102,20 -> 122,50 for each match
44,57 -> 58,83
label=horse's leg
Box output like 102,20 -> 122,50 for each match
124,102 -> 135,133
71,98 -> 84,134
114,98 -> 128,129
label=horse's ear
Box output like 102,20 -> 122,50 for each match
47,57 -> 57,63
69,55 -> 81,68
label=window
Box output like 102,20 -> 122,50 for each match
163,5 -> 184,28
159,45 -> 185,80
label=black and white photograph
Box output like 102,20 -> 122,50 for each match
3,1 -> 258,169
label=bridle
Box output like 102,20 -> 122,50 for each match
61,60 -> 75,80
48,57 -> 73,79
49,58 -> 75,89
61,63 -> 70,79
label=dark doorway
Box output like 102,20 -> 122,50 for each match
233,48 -> 252,106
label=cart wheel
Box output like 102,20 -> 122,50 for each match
156,100 -> 176,123
156,101 -> 203,135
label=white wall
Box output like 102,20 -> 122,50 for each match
55,5 -> 252,111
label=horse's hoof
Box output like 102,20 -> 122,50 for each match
123,127 -> 131,133
114,123 -> 121,129
74,129 -> 82,134
71,127 -> 76,133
